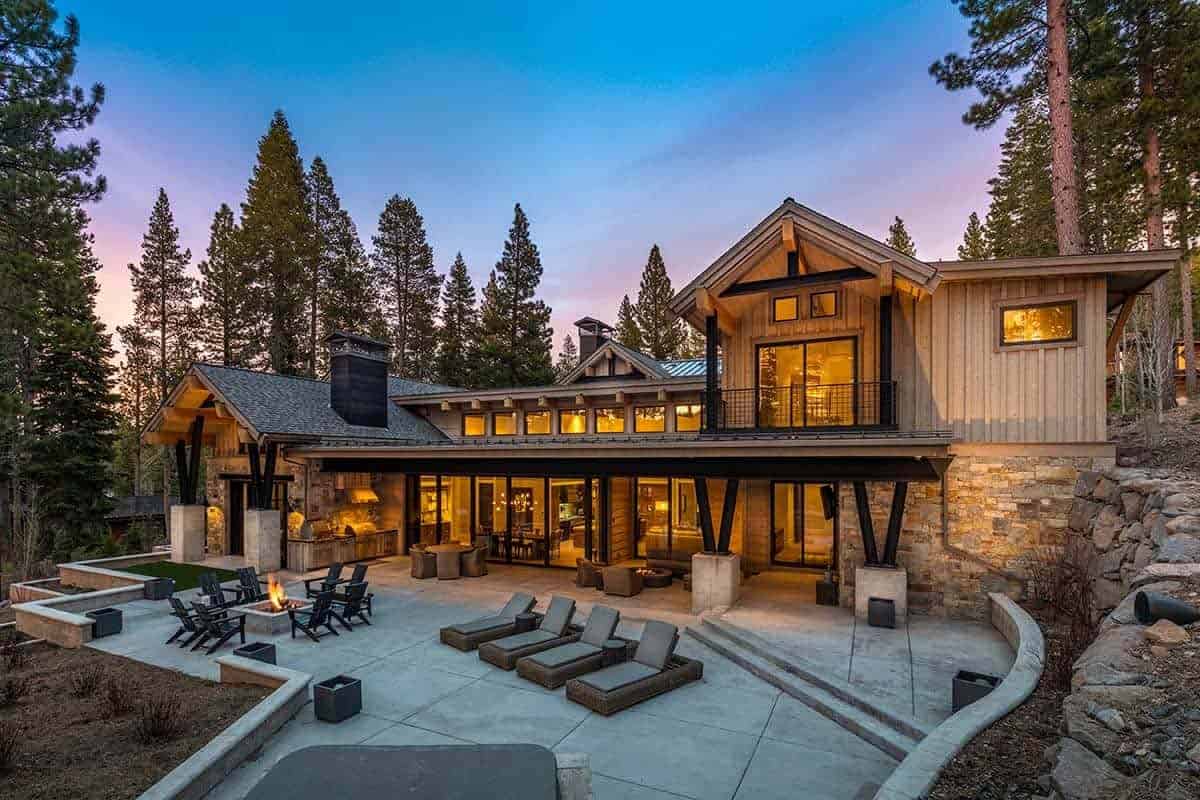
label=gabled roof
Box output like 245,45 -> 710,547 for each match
556,339 -> 706,385
670,198 -> 941,318
180,363 -> 452,443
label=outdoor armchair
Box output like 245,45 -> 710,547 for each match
289,591 -> 344,642
235,566 -> 268,603
461,546 -> 488,577
516,605 -> 623,688
565,620 -> 702,715
478,595 -> 578,670
602,566 -> 643,597
190,601 -> 247,655
303,563 -> 345,598
411,549 -> 437,579
439,592 -> 537,651
331,581 -> 371,628
199,572 -> 243,608
166,596 -> 207,648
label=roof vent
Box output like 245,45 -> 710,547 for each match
326,331 -> 390,428
575,317 -> 613,361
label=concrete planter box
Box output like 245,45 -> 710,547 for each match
314,675 -> 361,723
86,607 -> 123,638
234,642 -> 277,665
952,670 -> 1000,712
143,577 -> 175,600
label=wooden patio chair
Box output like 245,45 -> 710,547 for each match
332,582 -> 371,629
190,601 -> 247,654
165,597 -> 207,648
303,563 -> 344,598
289,591 -> 343,642
236,566 -> 268,603
199,572 -> 242,608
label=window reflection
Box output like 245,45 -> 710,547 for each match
1001,302 -> 1076,345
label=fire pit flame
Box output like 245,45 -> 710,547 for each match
267,574 -> 287,612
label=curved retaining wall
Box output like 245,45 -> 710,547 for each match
873,593 -> 1045,800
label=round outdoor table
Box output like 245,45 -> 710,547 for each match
601,639 -> 627,667
427,544 -> 470,580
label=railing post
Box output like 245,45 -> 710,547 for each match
704,313 -> 719,432
879,294 -> 893,426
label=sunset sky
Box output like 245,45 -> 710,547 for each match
67,1 -> 1006,353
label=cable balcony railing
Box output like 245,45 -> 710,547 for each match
702,381 -> 898,431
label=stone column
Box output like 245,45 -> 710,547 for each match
691,552 -> 741,614
170,504 -> 207,563
855,566 -> 908,625
244,508 -> 282,572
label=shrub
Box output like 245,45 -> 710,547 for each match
134,692 -> 182,743
0,720 -> 17,772
69,664 -> 105,698
0,676 -> 30,707
104,677 -> 137,717
2,642 -> 30,672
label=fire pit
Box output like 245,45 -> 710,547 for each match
237,576 -> 311,635
636,567 -> 672,589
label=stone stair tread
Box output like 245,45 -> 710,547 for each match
685,620 -> 924,762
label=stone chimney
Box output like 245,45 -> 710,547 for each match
326,331 -> 391,428
575,317 -> 614,361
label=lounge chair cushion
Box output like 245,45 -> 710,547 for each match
633,620 -> 678,670
525,641 -> 600,668
499,593 -> 536,619
575,661 -> 660,692
538,596 -> 576,636
580,606 -> 619,647
490,629 -> 559,651
447,616 -> 510,636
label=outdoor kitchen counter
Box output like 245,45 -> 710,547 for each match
286,529 -> 398,573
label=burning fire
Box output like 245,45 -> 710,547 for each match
267,575 -> 287,612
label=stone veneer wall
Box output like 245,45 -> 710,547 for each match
838,452 -> 1110,620
202,454 -> 306,557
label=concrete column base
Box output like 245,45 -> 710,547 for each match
555,752 -> 593,800
245,509 -> 282,573
691,552 -> 741,614
170,505 -> 207,563
855,566 -> 908,625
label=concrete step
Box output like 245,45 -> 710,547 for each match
685,617 -> 926,762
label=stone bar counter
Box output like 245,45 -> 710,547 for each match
286,529 -> 398,573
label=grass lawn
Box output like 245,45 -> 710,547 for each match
120,561 -> 239,592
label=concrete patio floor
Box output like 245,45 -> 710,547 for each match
87,557 -> 1013,799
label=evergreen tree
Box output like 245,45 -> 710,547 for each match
115,324 -> 155,495
957,212 -> 989,260
634,244 -> 685,359
476,204 -> 555,387
554,335 -> 579,380
129,188 -> 195,400
679,326 -> 707,359
238,110 -> 313,375
983,99 -> 1059,259
372,195 -> 442,382
309,157 -> 379,374
198,203 -> 253,366
615,295 -> 642,351
886,216 -> 917,258
436,253 -> 479,388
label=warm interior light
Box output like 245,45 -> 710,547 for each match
267,574 -> 287,612
346,488 -> 380,504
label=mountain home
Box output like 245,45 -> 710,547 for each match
143,199 -> 1180,619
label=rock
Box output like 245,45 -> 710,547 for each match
1093,507 -> 1124,550
1124,478 -> 1170,495
1149,515 -> 1170,547
1091,707 -> 1127,732
1121,492 -> 1145,520
1188,743 -> 1200,764
1073,627 -> 1150,687
1144,619 -> 1192,647
1070,499 -> 1102,532
1075,471 -> 1102,498
1051,738 -> 1127,800
1132,542 -> 1155,572
1065,697 -> 1124,755
1094,545 -> 1130,577
1160,738 -> 1188,759
1165,515 -> 1200,536
1164,493 -> 1197,513
1148,703 -> 1178,720
1120,521 -> 1145,543
1149,645 -> 1170,658
1095,478 -> 1121,502
1131,563 -> 1200,589
1093,577 -> 1125,611
1155,534 -> 1200,564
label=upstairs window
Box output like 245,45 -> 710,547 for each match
1000,300 -> 1077,346
634,406 -> 666,433
773,296 -> 799,322
595,407 -> 625,433
675,404 -> 702,432
463,413 -> 485,437
492,411 -> 517,436
559,409 -> 587,435
810,291 -> 838,319
524,410 -> 551,435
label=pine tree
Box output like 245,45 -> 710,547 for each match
238,110 -> 313,375
436,253 -> 479,388
615,295 -> 642,351
198,203 -> 253,366
476,204 -> 555,387
983,99 -> 1061,259
634,244 -> 685,359
957,212 -> 989,260
886,216 -> 917,258
554,335 -> 579,380
372,195 -> 442,382
129,188 -> 195,400
679,326 -> 707,358
115,324 -> 155,494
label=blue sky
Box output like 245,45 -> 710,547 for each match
70,1 -> 1005,351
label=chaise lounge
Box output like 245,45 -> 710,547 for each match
516,605 -> 623,688
439,593 -> 537,651
478,595 -> 577,670
565,620 -> 703,715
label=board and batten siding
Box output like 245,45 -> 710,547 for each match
901,275 -> 1107,443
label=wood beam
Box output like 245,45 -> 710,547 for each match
694,478 -> 718,553
440,400 -> 452,412
781,218 -> 796,253
853,482 -> 880,565
214,402 -> 232,419
1106,294 -> 1139,363
881,481 -> 908,567
695,288 -> 736,335
716,479 -> 739,554
879,262 -> 894,297
718,267 -> 874,298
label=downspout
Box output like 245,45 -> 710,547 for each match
939,472 -> 1025,584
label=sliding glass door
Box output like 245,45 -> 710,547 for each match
757,338 -> 856,427
771,482 -> 837,568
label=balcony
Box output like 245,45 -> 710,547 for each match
702,382 -> 897,431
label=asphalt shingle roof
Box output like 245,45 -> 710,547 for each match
194,363 -> 452,443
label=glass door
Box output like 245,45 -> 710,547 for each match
757,338 -> 856,427
771,482 -> 837,568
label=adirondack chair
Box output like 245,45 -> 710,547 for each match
165,597 -> 206,648
303,563 -> 345,599
190,602 -> 247,654
289,591 -> 343,642
235,566 -> 268,603
198,572 -> 241,608
332,582 -> 371,629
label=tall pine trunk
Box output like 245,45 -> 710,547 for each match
1179,202 -> 1197,399
1137,9 -> 1174,411
309,201 -> 320,377
1046,0 -> 1083,256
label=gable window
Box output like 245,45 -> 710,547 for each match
635,406 -> 666,433
524,410 -> 550,435
1000,300 -> 1077,346
773,296 -> 799,322
595,407 -> 625,434
810,291 -> 838,319
675,404 -> 702,432
559,409 -> 587,435
492,411 -> 517,436
463,413 -> 485,437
